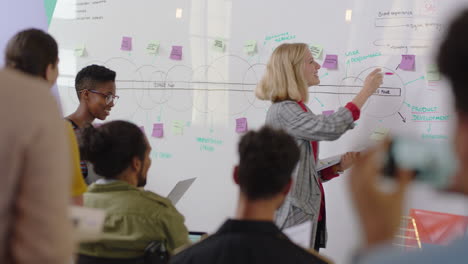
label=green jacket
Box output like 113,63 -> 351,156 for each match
79,181 -> 189,258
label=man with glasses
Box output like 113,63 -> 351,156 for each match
66,64 -> 118,182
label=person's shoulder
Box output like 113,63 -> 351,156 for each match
267,100 -> 301,118
278,239 -> 332,264
171,235 -> 219,262
139,190 -> 174,208
274,100 -> 305,113
272,100 -> 299,107
0,69 -> 56,112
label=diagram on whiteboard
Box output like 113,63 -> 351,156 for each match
49,0 -> 456,239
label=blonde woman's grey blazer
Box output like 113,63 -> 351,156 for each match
265,100 -> 355,248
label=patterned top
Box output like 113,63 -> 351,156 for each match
66,119 -> 88,179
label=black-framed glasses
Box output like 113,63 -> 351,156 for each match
86,90 -> 119,105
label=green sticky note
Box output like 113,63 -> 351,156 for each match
74,45 -> 86,57
213,38 -> 226,52
172,121 -> 184,135
370,126 -> 390,141
244,40 -> 257,54
147,41 -> 160,55
426,64 -> 441,81
309,44 -> 323,59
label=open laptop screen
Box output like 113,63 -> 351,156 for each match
188,231 -> 207,243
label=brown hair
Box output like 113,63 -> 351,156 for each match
5,28 -> 58,79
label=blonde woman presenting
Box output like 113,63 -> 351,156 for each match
256,43 -> 382,251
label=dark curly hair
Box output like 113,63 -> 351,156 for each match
79,121 -> 147,179
237,126 -> 300,200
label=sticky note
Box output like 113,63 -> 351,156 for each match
309,44 -> 323,60
213,38 -> 226,52
236,118 -> 248,133
370,126 -> 390,141
121,36 -> 132,51
172,121 -> 184,135
152,124 -> 163,138
147,41 -> 160,55
322,110 -> 335,116
170,46 -> 183,60
322,55 -> 338,69
426,64 -> 441,81
399,55 -> 415,71
74,45 -> 86,57
140,126 -> 145,133
244,40 -> 257,54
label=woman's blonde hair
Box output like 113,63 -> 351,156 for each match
255,43 -> 310,103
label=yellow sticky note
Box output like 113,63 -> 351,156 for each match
213,38 -> 226,52
147,41 -> 160,55
426,64 -> 441,81
244,40 -> 257,54
309,44 -> 323,60
74,45 -> 86,57
172,121 -> 184,135
370,126 -> 390,141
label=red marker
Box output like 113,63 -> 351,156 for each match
384,72 -> 394,75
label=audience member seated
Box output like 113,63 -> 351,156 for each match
77,121 -> 189,263
170,126 -> 331,264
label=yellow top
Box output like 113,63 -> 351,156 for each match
65,122 -> 87,196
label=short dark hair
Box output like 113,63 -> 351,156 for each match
79,121 -> 147,179
237,126 -> 300,200
5,28 -> 58,79
437,9 -> 468,114
75,64 -> 116,98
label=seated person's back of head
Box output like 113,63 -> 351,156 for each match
77,121 -> 189,260
170,126 -> 331,264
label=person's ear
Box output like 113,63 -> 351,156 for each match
45,63 -> 57,85
233,165 -> 240,185
131,156 -> 143,172
80,89 -> 90,102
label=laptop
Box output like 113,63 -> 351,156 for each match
166,177 -> 196,205
188,231 -> 207,243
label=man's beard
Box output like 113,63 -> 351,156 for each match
136,170 -> 147,187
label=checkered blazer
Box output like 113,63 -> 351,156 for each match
265,100 -> 355,248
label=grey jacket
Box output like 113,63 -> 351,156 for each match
265,100 -> 355,248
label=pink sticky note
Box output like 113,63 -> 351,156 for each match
170,46 -> 183,60
322,110 -> 335,116
152,123 -> 164,138
399,55 -> 415,71
322,55 -> 338,69
236,118 -> 248,133
139,126 -> 145,133
121,36 -> 132,51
